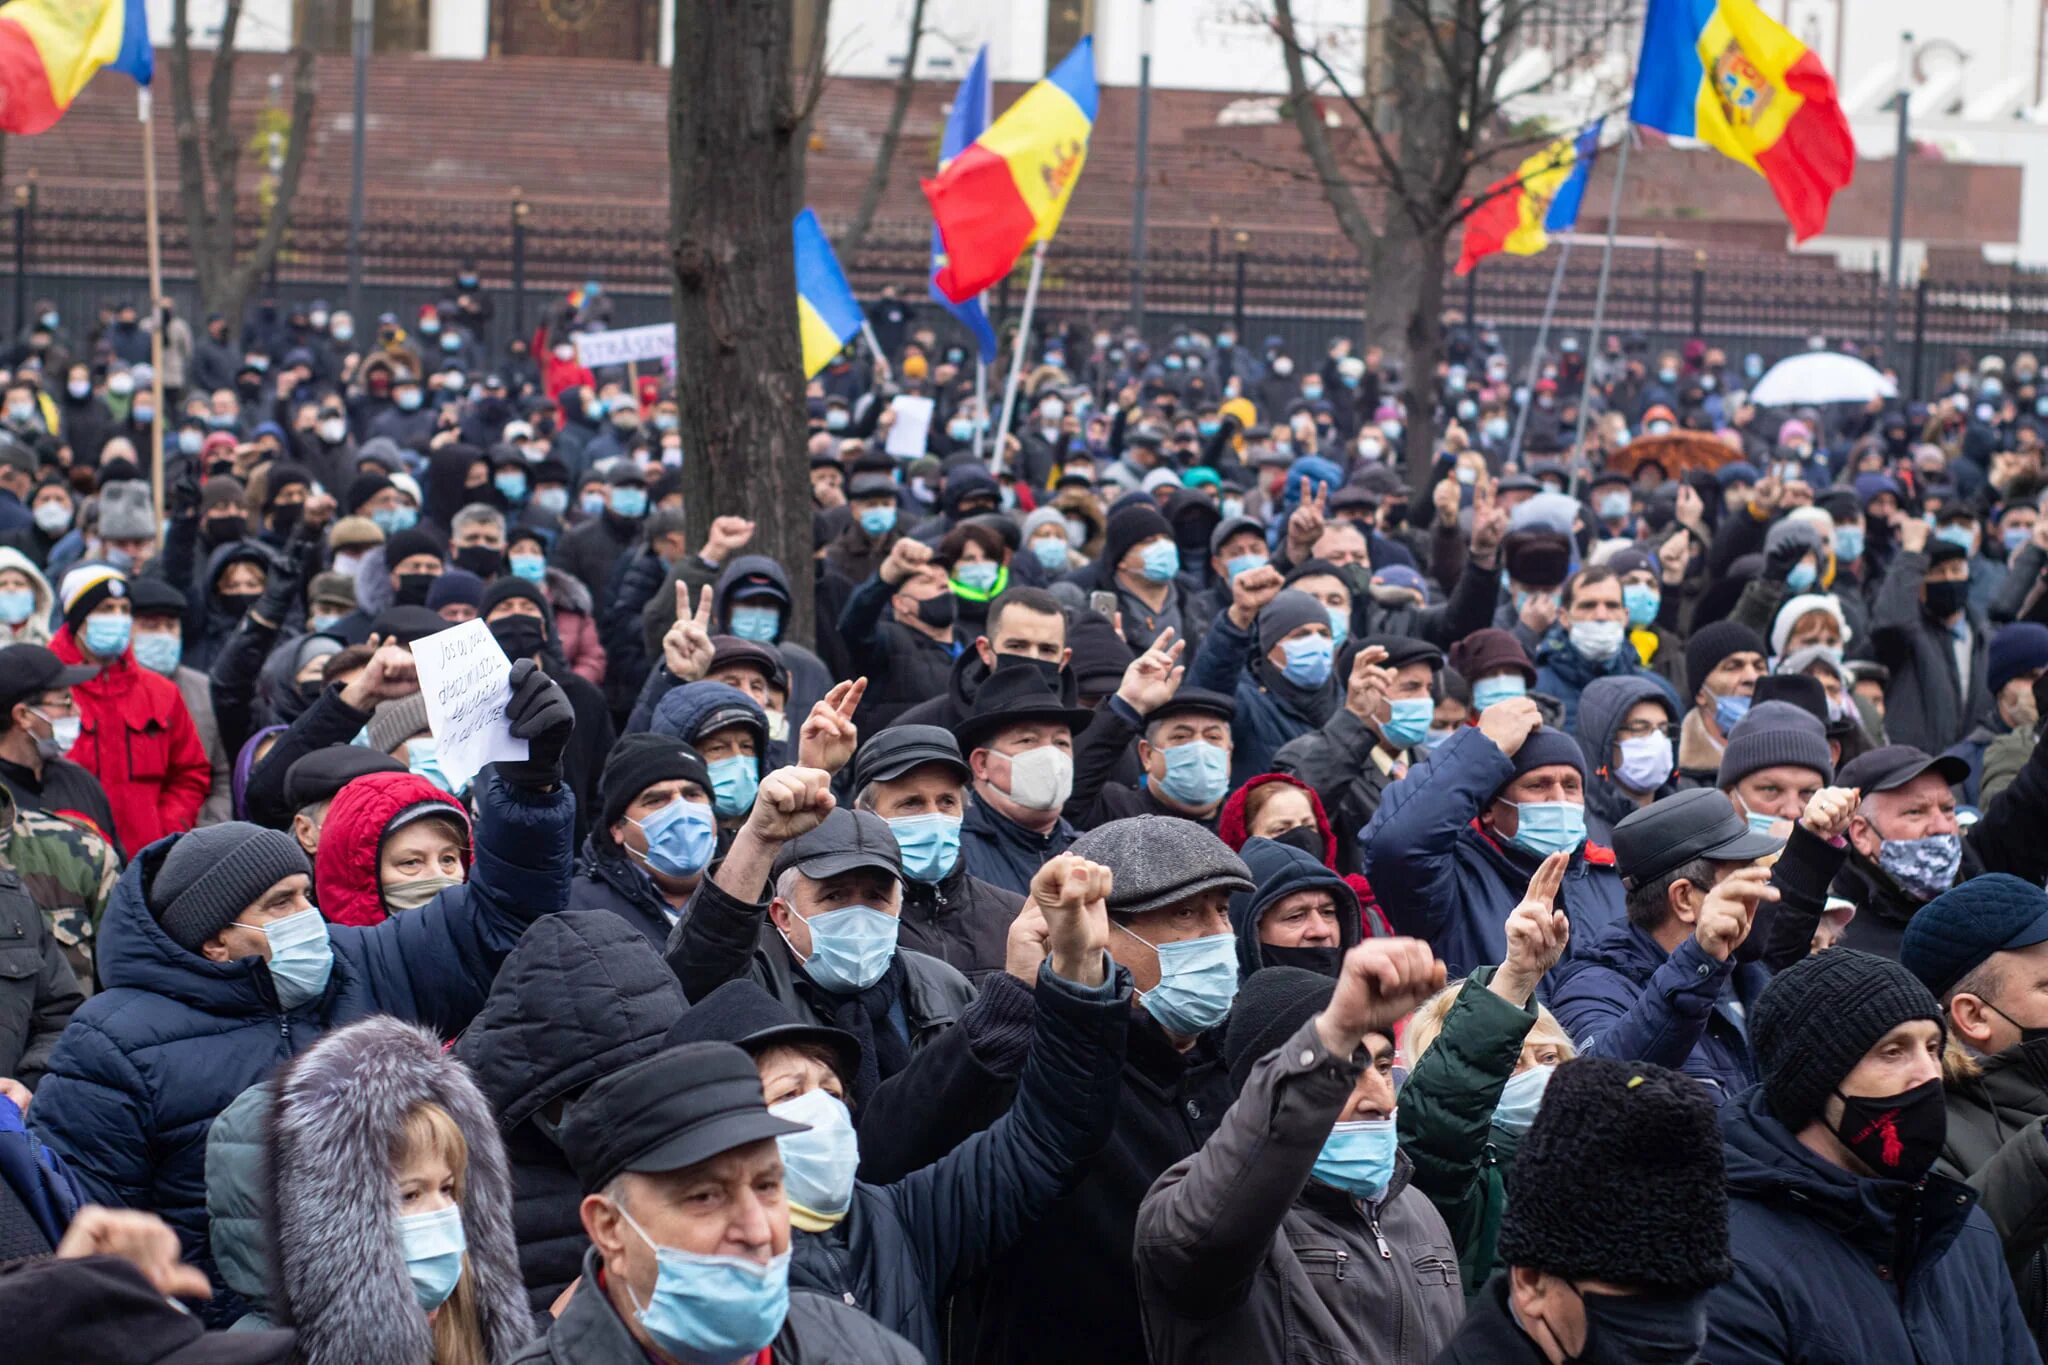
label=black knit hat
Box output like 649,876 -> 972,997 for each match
1103,503 -> 1172,570
1256,589 -> 1329,655
1497,1057 -> 1731,1293
600,733 -> 710,831
1716,699 -> 1833,788
1509,726 -> 1586,782
1687,621 -> 1767,699
1223,965 -> 1335,1093
1751,949 -> 1944,1129
151,823 -> 310,953
384,527 -> 444,569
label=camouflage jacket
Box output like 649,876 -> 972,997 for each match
0,787 -> 119,991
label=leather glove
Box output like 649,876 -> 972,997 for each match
169,457 -> 203,521
1760,535 -> 1807,585
495,658 -> 574,788
251,542 -> 306,629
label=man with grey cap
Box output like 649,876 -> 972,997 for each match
847,724 -> 1021,981
664,770 -> 974,1100
1831,744 -> 1975,958
1717,699 -> 1834,838
521,1040 -> 919,1365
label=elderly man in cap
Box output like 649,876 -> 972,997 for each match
280,745 -> 403,858
569,733 -> 718,952
1717,698 -> 1835,836
1433,1057 -> 1733,1364
953,662 -> 1090,896
1550,784 -> 1857,1100
1901,874 -> 2048,1354
524,1040 -> 920,1365
1363,695 -> 1622,980
1067,651 -> 1238,829
1676,620 -> 1769,787
1829,744 -> 1974,957
1705,950 -> 2036,1363
0,642 -> 117,842
847,725 -> 1022,981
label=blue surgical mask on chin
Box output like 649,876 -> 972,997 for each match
239,907 -> 333,1008
887,812 -> 962,883
632,797 -> 718,878
791,904 -> 900,994
1491,1064 -> 1554,1137
707,755 -> 760,818
612,1203 -> 791,1365
1311,1117 -> 1398,1202
396,1204 -> 466,1311
1380,696 -> 1433,748
1502,800 -> 1586,858
1123,926 -> 1238,1036
1158,739 -> 1231,808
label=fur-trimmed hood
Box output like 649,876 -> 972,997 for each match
541,565 -> 593,618
0,546 -> 53,644
266,1016 -> 533,1364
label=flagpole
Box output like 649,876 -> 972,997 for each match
1506,236 -> 1573,469
140,89 -> 166,532
991,241 -> 1047,480
1567,128 -> 1631,499
859,319 -> 892,384
972,351 -> 988,459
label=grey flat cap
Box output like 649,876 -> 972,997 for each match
1068,815 -> 1253,919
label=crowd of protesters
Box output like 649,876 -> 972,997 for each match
4,269 -> 2048,1363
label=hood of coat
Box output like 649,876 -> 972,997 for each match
94,833 -> 293,1015
203,539 -> 273,619
314,771 -> 471,927
1228,836 -> 1361,977
542,565 -> 593,618
0,546 -> 53,631
652,679 -> 767,754
713,554 -> 794,639
1574,673 -> 1675,782
266,1016 -> 533,1363
1217,772 -> 1339,867
455,911 -> 686,1133
423,444 -> 487,529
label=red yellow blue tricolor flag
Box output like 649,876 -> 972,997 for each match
793,208 -> 863,380
924,38 -> 1097,305
0,0 -> 150,134
1629,0 -> 1853,241
1455,121 -> 1602,276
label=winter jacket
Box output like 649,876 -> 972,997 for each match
1360,726 -> 1624,980
550,510 -> 639,605
0,753 -> 120,852
314,772 -> 472,927
959,794 -> 1075,899
1227,836 -> 1363,978
1984,726 -> 2035,806
1136,1015 -> 1464,1365
543,567 -> 606,686
0,855 -> 81,1089
185,541 -> 275,672
509,1249 -> 921,1365
1187,611 -> 1338,788
28,773 -> 573,1308
239,682 -> 375,834
896,858 -> 1024,984
1936,1041 -> 2048,1357
1271,703 -> 1404,875
1395,965 -> 1535,1296
1530,627 -> 1680,733
1871,547 -> 1993,754
1704,1085 -> 2038,1364
839,571 -> 960,731
1428,1271 -> 1553,1365
52,622 -> 211,853
455,912 -> 687,1312
201,1085 -> 278,1329
170,664 -> 231,826
567,831 -> 683,953
0,1087 -> 80,1263
598,549 -> 664,719
793,960 -> 1129,1362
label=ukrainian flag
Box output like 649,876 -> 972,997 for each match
0,0 -> 151,134
793,208 -> 863,380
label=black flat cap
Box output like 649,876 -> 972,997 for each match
952,661 -> 1096,754
1837,744 -> 1969,794
283,746 -> 406,811
127,576 -> 188,616
665,979 -> 862,1089
769,807 -> 903,883
849,725 -> 970,792
0,643 -> 94,710
1148,686 -> 1237,725
1613,788 -> 1782,890
706,636 -> 784,685
1360,634 -> 1445,671
559,1040 -> 806,1192
369,604 -> 447,645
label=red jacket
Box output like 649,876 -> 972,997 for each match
315,771 -> 472,926
52,624 -> 211,854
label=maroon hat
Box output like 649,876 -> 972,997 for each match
1449,628 -> 1537,688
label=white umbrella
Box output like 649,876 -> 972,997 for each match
1749,352 -> 1898,407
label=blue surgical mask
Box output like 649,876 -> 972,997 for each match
2005,527 -> 2031,555
769,1088 -> 859,1222
493,472 -> 527,504
0,587 -> 35,626
1422,727 -> 1455,751
1159,740 -> 1231,808
395,389 -> 423,412
708,755 -> 760,817
612,1204 -> 791,1365
81,615 -> 131,658
1311,1117 -> 1398,1202
1935,525 -> 1976,554
310,613 -> 342,634
509,553 -> 546,582
371,505 -> 419,535
1140,539 -> 1180,583
1279,634 -> 1334,688
241,906 -> 333,1008
1381,696 -> 1433,748
728,605 -> 780,642
1123,927 -> 1238,1036
858,506 -> 898,538
1834,526 -> 1865,562
580,492 -> 608,518
610,486 -> 648,519
1225,552 -> 1267,582
793,904 -> 900,994
956,561 -> 1000,593
1471,674 -> 1527,711
1325,606 -> 1350,648
1597,492 -> 1630,521
1492,1064 -> 1553,1137
1031,538 -> 1070,572
886,813 -> 961,884
1786,561 -> 1818,592
1503,800 -> 1586,857
396,1204 -> 466,1311
633,797 -> 718,878
535,486 -> 569,516
1622,583 -> 1660,628
1713,692 -> 1751,733
407,736 -> 458,795
948,419 -> 975,442
132,631 -> 181,675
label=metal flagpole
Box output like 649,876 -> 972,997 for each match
1567,128 -> 1632,498
991,241 -> 1047,479
972,353 -> 988,459
140,89 -> 166,532
1506,236 -> 1574,469
859,319 -> 892,383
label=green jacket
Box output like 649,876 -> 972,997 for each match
0,793 -> 119,990
1395,964 -> 1537,1297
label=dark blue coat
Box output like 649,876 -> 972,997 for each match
28,773 -> 573,1301
959,794 -> 1074,899
1547,919 -> 1768,1102
1530,627 -> 1680,732
1186,612 -> 1336,789
1705,1086 -> 2038,1364
1358,726 -> 1623,980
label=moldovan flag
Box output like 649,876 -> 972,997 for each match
1629,0 -> 1853,241
0,0 -> 150,134
924,38 -> 1097,304
793,208 -> 862,380
1454,123 -> 1597,276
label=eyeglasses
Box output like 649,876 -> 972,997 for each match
1614,720 -> 1678,741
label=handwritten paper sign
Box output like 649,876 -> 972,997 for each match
884,394 -> 935,458
410,619 -> 528,794
574,323 -> 677,369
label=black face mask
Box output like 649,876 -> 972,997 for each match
297,678 -> 325,706
1261,943 -> 1341,977
1986,1001 -> 2048,1049
1832,1078 -> 1946,1182
1572,1287 -> 1708,1365
487,614 -> 548,661
217,591 -> 261,619
916,593 -> 957,629
395,572 -> 437,607
1924,579 -> 1969,619
203,515 -> 246,546
269,502 -> 302,535
1272,825 -> 1326,860
453,544 -> 503,579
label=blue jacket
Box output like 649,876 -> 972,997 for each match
28,774 -> 573,1305
1530,628 -> 1680,733
1547,919 -> 1767,1102
959,794 -> 1074,899
1186,612 -> 1336,789
1705,1086 -> 2038,1364
1358,726 -> 1623,980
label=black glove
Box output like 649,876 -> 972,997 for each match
169,457 -> 202,521
496,658 -> 574,788
1761,535 -> 1807,585
250,543 -> 306,629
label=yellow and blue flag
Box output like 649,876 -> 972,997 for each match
793,208 -> 863,380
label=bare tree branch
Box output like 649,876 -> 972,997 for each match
841,0 -> 926,255
1271,0 -> 1381,260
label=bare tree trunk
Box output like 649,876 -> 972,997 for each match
840,0 -> 925,256
672,0 -> 816,648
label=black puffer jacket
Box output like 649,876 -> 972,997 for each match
897,860 -> 1024,984
566,831 -> 680,953
454,912 -> 688,1312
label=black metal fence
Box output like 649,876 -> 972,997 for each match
2,188 -> 2042,399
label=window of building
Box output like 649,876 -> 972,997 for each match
1046,0 -> 1094,63
492,0 -> 661,61
297,0 -> 430,54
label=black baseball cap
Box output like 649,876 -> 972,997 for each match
1613,788 -> 1783,891
283,746 -> 406,811
0,643 -> 94,710
769,807 -> 903,883
559,1041 -> 807,1192
1837,744 -> 1969,794
848,725 -> 970,792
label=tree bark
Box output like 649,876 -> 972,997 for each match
840,0 -> 926,256
671,0 -> 816,648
